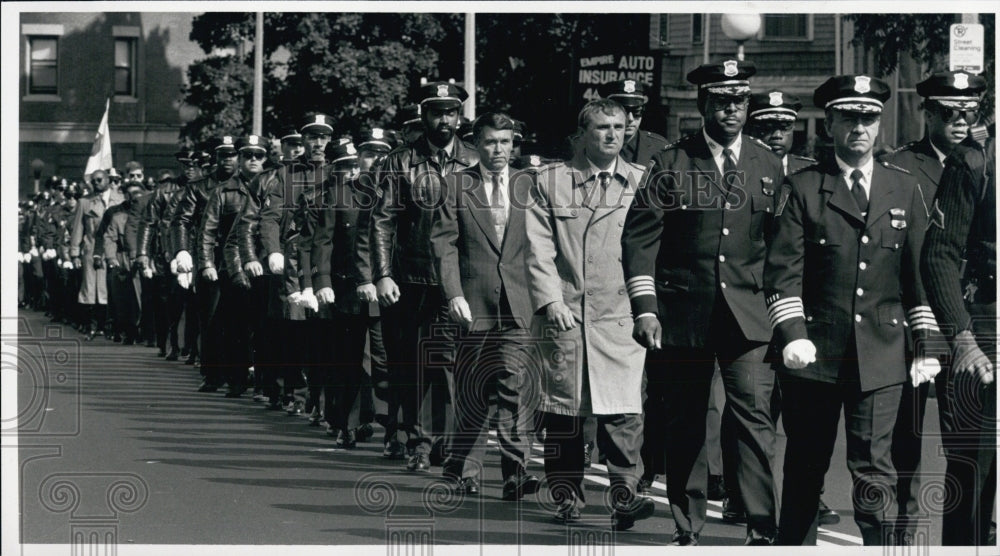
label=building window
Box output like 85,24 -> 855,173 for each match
28,36 -> 58,95
761,14 -> 811,40
658,14 -> 669,47
114,38 -> 136,97
692,14 -> 703,44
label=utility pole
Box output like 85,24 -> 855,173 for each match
253,12 -> 264,135
464,13 -> 476,120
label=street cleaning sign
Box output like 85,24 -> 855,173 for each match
949,23 -> 984,74
577,54 -> 660,103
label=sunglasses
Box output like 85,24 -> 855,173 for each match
624,106 -> 645,118
243,151 -> 268,160
708,95 -> 750,109
934,106 -> 980,125
128,172 -> 143,178
92,178 -> 106,183
110,177 -> 123,183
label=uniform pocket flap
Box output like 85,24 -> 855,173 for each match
877,303 -> 904,327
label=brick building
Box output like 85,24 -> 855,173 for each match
19,12 -> 203,197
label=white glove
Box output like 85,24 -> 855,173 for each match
177,271 -> 191,290
18,252 -> 25,263
299,287 -> 318,312
782,339 -> 817,369
909,356 -> 942,387
29,247 -> 39,258
142,267 -> 154,279
169,258 -> 179,275
175,250 -> 193,273
45,248 -> 57,260
288,291 -> 303,307
62,260 -> 74,270
267,252 -> 285,274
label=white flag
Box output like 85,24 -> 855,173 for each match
84,98 -> 112,179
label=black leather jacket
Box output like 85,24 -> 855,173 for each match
310,174 -> 370,315
199,173 -> 253,274
136,180 -> 183,269
370,136 -> 479,285
170,170 -> 233,265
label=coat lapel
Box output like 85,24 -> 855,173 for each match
866,162 -> 900,230
501,171 -> 532,254
820,162 -> 865,226
914,137 -> 943,186
589,155 -> 637,225
689,133 -> 729,197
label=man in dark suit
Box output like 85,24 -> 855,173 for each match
764,75 -> 944,545
430,112 -> 542,500
622,60 -> 784,546
600,79 -> 670,168
880,70 -> 988,545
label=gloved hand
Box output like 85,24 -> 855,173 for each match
18,252 -> 25,263
299,287 -> 318,312
62,260 -> 74,270
177,272 -> 191,290
92,256 -> 104,270
72,257 -> 82,269
45,248 -> 57,260
316,287 -> 335,304
288,291 -> 303,306
201,267 -> 218,282
782,339 -> 817,369
267,252 -> 284,274
909,356 -> 942,387
29,247 -> 39,258
175,250 -> 193,273
142,267 -> 154,279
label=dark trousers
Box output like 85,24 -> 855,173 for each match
139,275 -> 156,343
153,276 -> 179,351
108,266 -> 139,339
542,411 -> 643,508
182,286 -> 200,356
197,278 -> 223,385
777,374 -> 902,546
645,301 -> 776,537
324,311 -> 371,430
444,323 -> 532,482
219,279 -> 252,392
251,276 -> 284,402
42,260 -> 60,315
380,283 -> 454,455
940,302 -> 996,546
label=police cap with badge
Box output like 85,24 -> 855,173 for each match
916,70 -> 986,120
688,59 -> 757,110
356,127 -> 398,153
237,134 -> 268,155
749,90 -> 802,122
599,79 -> 650,107
813,75 -> 891,114
280,126 -> 303,145
215,135 -> 239,156
301,113 -> 334,136
416,80 -> 469,109
326,138 -> 359,166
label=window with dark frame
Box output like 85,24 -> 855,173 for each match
114,37 -> 136,96
658,14 -> 669,46
28,36 -> 58,95
692,14 -> 703,43
761,14 -> 809,40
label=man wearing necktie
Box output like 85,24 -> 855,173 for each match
430,112 -> 542,500
622,59 -> 784,546
764,75 -> 944,545
527,99 -> 653,530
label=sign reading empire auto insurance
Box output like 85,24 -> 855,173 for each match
576,54 -> 660,103
949,23 -> 984,74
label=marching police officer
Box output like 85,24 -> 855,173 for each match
880,70 -> 988,544
921,135 -> 996,546
599,79 -> 669,167
764,75 -> 944,545
747,89 -> 817,174
623,59 -> 783,546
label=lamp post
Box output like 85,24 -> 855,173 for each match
721,14 -> 762,61
31,159 -> 45,195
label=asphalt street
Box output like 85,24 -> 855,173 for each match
12,308 -> 952,549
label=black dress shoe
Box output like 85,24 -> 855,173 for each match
197,381 -> 218,393
553,499 -> 582,524
817,498 -> 840,525
707,474 -> 726,501
157,348 -> 167,357
180,347 -> 191,357
637,476 -> 654,494
744,532 -> 774,546
460,476 -> 480,496
121,337 -> 135,346
354,423 -> 375,443
184,353 -> 198,365
112,334 -> 123,343
336,428 -> 357,449
583,441 -> 595,468
145,340 -> 156,348
611,496 -> 655,531
722,497 -> 747,524
670,531 -> 699,546
383,439 -> 406,459
165,349 -> 179,361
224,388 -> 246,398
502,473 -> 541,501
406,452 -> 430,472
429,437 -> 445,467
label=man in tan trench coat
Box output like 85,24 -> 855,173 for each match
526,99 -> 653,530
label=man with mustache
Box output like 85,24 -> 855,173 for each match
371,81 -> 479,472
622,60 -> 784,545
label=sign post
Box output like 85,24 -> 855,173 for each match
949,23 -> 984,74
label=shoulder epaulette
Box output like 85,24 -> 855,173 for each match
793,154 -> 816,162
663,133 -> 696,151
892,141 -> 919,154
747,135 -> 773,150
880,160 -> 911,174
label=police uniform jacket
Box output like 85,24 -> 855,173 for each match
137,179 -> 183,273
764,157 -> 942,391
199,173 -> 253,276
170,171 -> 229,266
787,154 -> 817,175
370,136 -> 479,285
525,153 -> 648,416
621,129 -> 670,168
621,132 -> 784,347
880,136 -> 947,217
310,174 -> 370,316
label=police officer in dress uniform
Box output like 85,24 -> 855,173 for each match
921,133 -> 996,547
764,75 -> 944,545
622,60 -> 784,546
880,70 -> 988,545
371,81 -> 479,472
600,79 -> 670,168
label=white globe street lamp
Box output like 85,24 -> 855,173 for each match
721,14 -> 762,61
